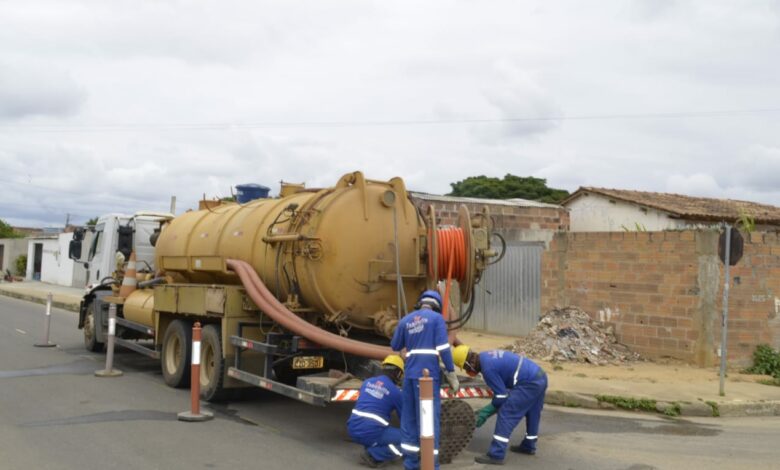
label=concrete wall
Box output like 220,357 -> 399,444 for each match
0,238 -> 28,274
566,194 -> 690,232
542,230 -> 780,367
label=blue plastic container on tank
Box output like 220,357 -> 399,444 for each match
235,184 -> 270,203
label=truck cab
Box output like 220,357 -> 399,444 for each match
70,212 -> 173,289
69,211 -> 173,351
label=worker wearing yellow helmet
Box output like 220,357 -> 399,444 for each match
346,355 -> 405,468
453,345 -> 547,465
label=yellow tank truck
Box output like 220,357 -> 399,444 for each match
69,171 -> 501,462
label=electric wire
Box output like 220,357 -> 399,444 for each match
2,107 -> 779,133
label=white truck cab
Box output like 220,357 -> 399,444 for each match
69,211 -> 173,351
70,211 -> 173,289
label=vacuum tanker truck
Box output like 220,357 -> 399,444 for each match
69,171 -> 500,462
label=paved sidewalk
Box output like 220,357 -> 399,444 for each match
2,280 -> 779,417
458,330 -> 780,418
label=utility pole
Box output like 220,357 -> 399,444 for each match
64,213 -> 71,228
170,196 -> 177,215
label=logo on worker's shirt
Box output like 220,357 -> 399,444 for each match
365,379 -> 390,399
406,315 -> 428,334
488,350 -> 505,359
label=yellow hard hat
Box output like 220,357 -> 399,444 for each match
452,344 -> 470,370
382,354 -> 405,372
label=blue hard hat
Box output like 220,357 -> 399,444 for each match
418,290 -> 443,312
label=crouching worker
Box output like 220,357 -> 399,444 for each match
347,355 -> 405,468
453,346 -> 547,465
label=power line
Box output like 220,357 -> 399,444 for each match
2,107 -> 780,133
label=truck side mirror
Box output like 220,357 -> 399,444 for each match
117,225 -> 134,259
69,239 -> 82,260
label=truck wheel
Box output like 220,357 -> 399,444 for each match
161,320 -> 192,388
84,301 -> 105,353
199,324 -> 228,402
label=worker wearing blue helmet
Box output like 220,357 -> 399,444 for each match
391,289 -> 459,470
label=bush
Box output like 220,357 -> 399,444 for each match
745,344 -> 780,379
15,255 -> 26,277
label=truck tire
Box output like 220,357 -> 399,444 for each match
84,301 -> 105,353
199,324 -> 228,402
161,320 -> 192,388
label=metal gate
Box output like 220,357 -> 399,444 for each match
465,242 -> 543,336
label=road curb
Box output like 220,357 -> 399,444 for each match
545,389 -> 780,418
0,289 -> 80,313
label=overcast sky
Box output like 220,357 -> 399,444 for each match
1,0 -> 779,227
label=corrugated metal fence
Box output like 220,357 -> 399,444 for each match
465,242 -> 543,336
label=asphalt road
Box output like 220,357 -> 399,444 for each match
1,294 -> 779,470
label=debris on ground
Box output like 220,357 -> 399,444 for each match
503,306 -> 642,365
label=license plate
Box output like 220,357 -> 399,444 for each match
292,356 -> 324,370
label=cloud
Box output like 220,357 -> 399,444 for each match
0,61 -> 86,120
665,173 -> 722,197
477,63 -> 562,141
1,0 -> 780,227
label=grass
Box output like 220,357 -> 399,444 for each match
552,364 -> 564,371
595,394 -> 657,412
758,378 -> 780,387
663,402 -> 681,417
705,401 -> 720,417
574,373 -> 587,378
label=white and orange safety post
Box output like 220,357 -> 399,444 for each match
178,322 -> 213,422
118,252 -> 137,298
420,369 -> 435,470
95,303 -> 123,377
34,292 -> 57,348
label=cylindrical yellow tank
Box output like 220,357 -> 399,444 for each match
154,172 -> 428,331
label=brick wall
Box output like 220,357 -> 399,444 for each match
542,230 -> 780,367
411,197 -> 569,242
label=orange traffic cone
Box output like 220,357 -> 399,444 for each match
119,251 -> 138,297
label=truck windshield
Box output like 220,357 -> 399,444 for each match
88,225 -> 104,261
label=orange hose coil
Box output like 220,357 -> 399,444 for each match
428,227 -> 467,282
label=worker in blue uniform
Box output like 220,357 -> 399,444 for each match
452,345 -> 547,465
391,290 -> 460,470
347,355 -> 405,468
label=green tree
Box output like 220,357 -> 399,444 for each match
0,218 -> 24,239
448,174 -> 569,203
86,217 -> 99,226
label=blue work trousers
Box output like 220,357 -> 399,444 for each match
487,373 -> 547,460
348,423 -> 403,463
400,377 -> 441,470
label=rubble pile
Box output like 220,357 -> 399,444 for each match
505,306 -> 642,365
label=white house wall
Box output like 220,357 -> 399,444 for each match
0,238 -> 28,274
567,194 -> 689,232
26,234 -> 86,287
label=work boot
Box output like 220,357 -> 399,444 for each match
474,454 -> 504,465
510,443 -> 536,455
360,450 -> 382,468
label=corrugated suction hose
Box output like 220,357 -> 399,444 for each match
226,259 -> 393,361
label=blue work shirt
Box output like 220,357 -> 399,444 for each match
347,375 -> 403,432
391,307 -> 454,379
479,350 -> 542,408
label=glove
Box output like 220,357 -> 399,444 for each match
475,404 -> 497,428
444,370 -> 460,394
